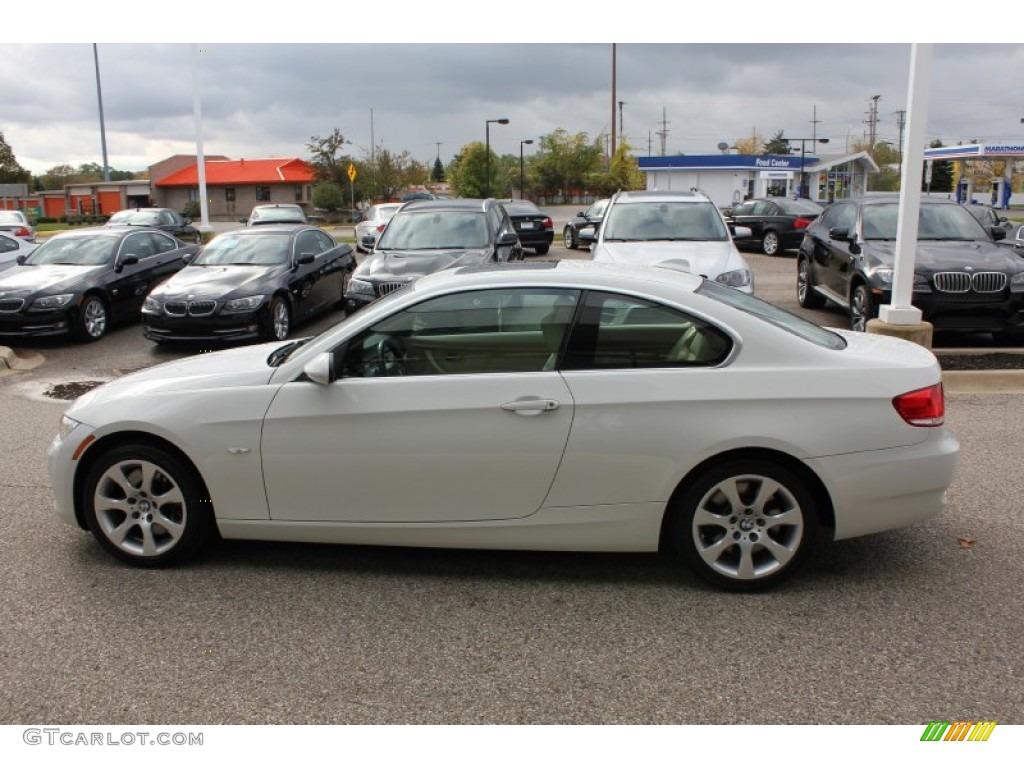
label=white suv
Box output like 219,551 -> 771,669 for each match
591,190 -> 754,293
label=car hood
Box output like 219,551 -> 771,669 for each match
68,342 -> 284,419
594,240 -> 738,277
356,249 -> 492,281
149,264 -> 282,299
0,264 -> 104,295
866,241 -> 1024,271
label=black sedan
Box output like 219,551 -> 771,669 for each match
344,198 -> 521,313
142,225 -> 355,344
796,196 -> 1024,341
501,200 -> 554,255
562,198 -> 608,249
726,197 -> 823,256
106,208 -> 200,243
0,227 -> 196,342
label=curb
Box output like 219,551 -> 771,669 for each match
942,369 -> 1024,394
0,345 -> 45,374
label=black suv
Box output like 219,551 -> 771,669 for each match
797,196 -> 1024,340
344,198 -> 523,312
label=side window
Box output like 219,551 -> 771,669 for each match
340,288 -> 580,378
121,232 -> 156,259
0,235 -> 17,253
562,291 -> 732,370
312,231 -> 335,252
488,206 -> 505,241
295,230 -> 323,256
820,203 -> 855,232
751,201 -> 771,216
732,202 -> 754,216
159,212 -> 174,225
151,233 -> 179,254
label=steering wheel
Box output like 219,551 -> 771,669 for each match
370,337 -> 406,377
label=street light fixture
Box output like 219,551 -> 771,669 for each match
519,139 -> 534,199
485,118 -> 509,198
785,136 -> 830,199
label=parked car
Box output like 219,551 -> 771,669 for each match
354,203 -> 403,254
726,197 -> 823,256
591,190 -> 754,293
501,200 -> 554,255
400,191 -> 436,203
142,225 -> 355,344
241,204 -> 307,226
797,196 -> 1024,340
962,203 -> 1015,236
47,261 -> 959,590
0,231 -> 37,272
344,198 -> 523,312
106,208 -> 200,243
0,227 -> 196,341
563,199 -> 609,249
0,210 -> 36,242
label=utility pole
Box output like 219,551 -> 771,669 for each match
656,107 -> 670,156
434,142 -> 442,162
894,109 -> 907,158
810,104 -> 822,147
610,44 -> 617,162
618,101 -> 625,147
865,95 -> 881,156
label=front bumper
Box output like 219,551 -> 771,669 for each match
142,309 -> 267,343
872,286 -> 1024,333
0,306 -> 75,337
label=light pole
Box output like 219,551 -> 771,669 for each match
485,118 -> 509,198
786,137 -> 830,199
519,139 -> 533,199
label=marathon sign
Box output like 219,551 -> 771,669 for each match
982,144 -> 1024,155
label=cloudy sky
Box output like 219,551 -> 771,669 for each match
5,5 -> 1021,176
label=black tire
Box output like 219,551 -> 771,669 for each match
563,226 -> 578,250
668,459 -> 819,591
74,294 -> 109,342
82,444 -> 214,567
796,258 -> 825,309
850,283 -> 875,332
762,230 -> 781,256
534,245 -> 550,256
263,296 -> 291,341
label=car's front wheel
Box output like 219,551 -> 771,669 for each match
796,258 -> 825,308
74,294 -> 109,342
82,444 -> 214,567
264,296 -> 291,341
669,459 -> 819,590
850,283 -> 875,332
563,226 -> 578,250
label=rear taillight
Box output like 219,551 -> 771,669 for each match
893,383 -> 945,426
793,217 -> 813,229
542,217 -> 553,230
376,224 -> 386,232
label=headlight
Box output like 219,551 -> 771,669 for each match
875,269 -> 893,285
348,278 -> 375,294
58,415 -> 81,440
222,295 -> 265,313
142,296 -> 162,314
714,269 -> 752,288
1012,272 -> 1024,286
29,294 -> 75,311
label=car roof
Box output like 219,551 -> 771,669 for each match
613,190 -> 709,203
398,199 -> 490,213
855,195 -> 957,207
216,224 -> 307,236
502,200 -> 543,214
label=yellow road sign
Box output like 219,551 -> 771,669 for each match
347,163 -> 357,182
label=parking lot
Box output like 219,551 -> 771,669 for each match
0,216 -> 1022,726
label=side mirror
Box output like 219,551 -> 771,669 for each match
239,218 -> 248,224
183,217 -> 192,225
182,250 -> 196,263
16,254 -> 27,265
303,352 -> 335,385
828,226 -> 851,242
991,227 -> 1007,241
115,254 -> 140,272
498,231 -> 519,246
295,253 -> 315,267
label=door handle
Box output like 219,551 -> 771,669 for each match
500,398 -> 559,413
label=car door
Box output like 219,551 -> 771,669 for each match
293,229 -> 336,312
107,231 -> 162,318
260,287 -> 580,523
727,201 -> 758,244
809,202 -> 858,300
286,230 -> 326,320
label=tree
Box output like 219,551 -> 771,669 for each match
36,164 -> 78,190
733,133 -> 765,155
353,147 -> 430,201
530,128 -> 604,202
923,140 -> 954,193
307,128 -> 353,188
851,140 -> 902,192
763,130 -> 790,155
447,142 -> 491,198
0,132 -> 30,185
431,157 -> 446,183
313,181 -> 344,212
586,143 -> 646,196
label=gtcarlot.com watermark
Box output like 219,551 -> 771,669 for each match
23,728 -> 203,747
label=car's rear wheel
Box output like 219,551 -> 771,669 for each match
850,283 -> 875,332
669,459 -> 818,590
74,294 -> 109,342
82,444 -> 214,567
762,230 -> 781,256
563,226 -> 578,249
796,258 -> 825,308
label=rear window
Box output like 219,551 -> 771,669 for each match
696,279 -> 847,350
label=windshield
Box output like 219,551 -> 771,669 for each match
862,203 -> 989,241
109,210 -> 162,226
697,279 -> 847,350
250,206 -> 305,224
376,211 -> 490,250
602,201 -> 728,242
25,234 -> 118,266
194,233 -> 291,266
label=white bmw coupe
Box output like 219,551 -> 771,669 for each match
48,261 -> 958,590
